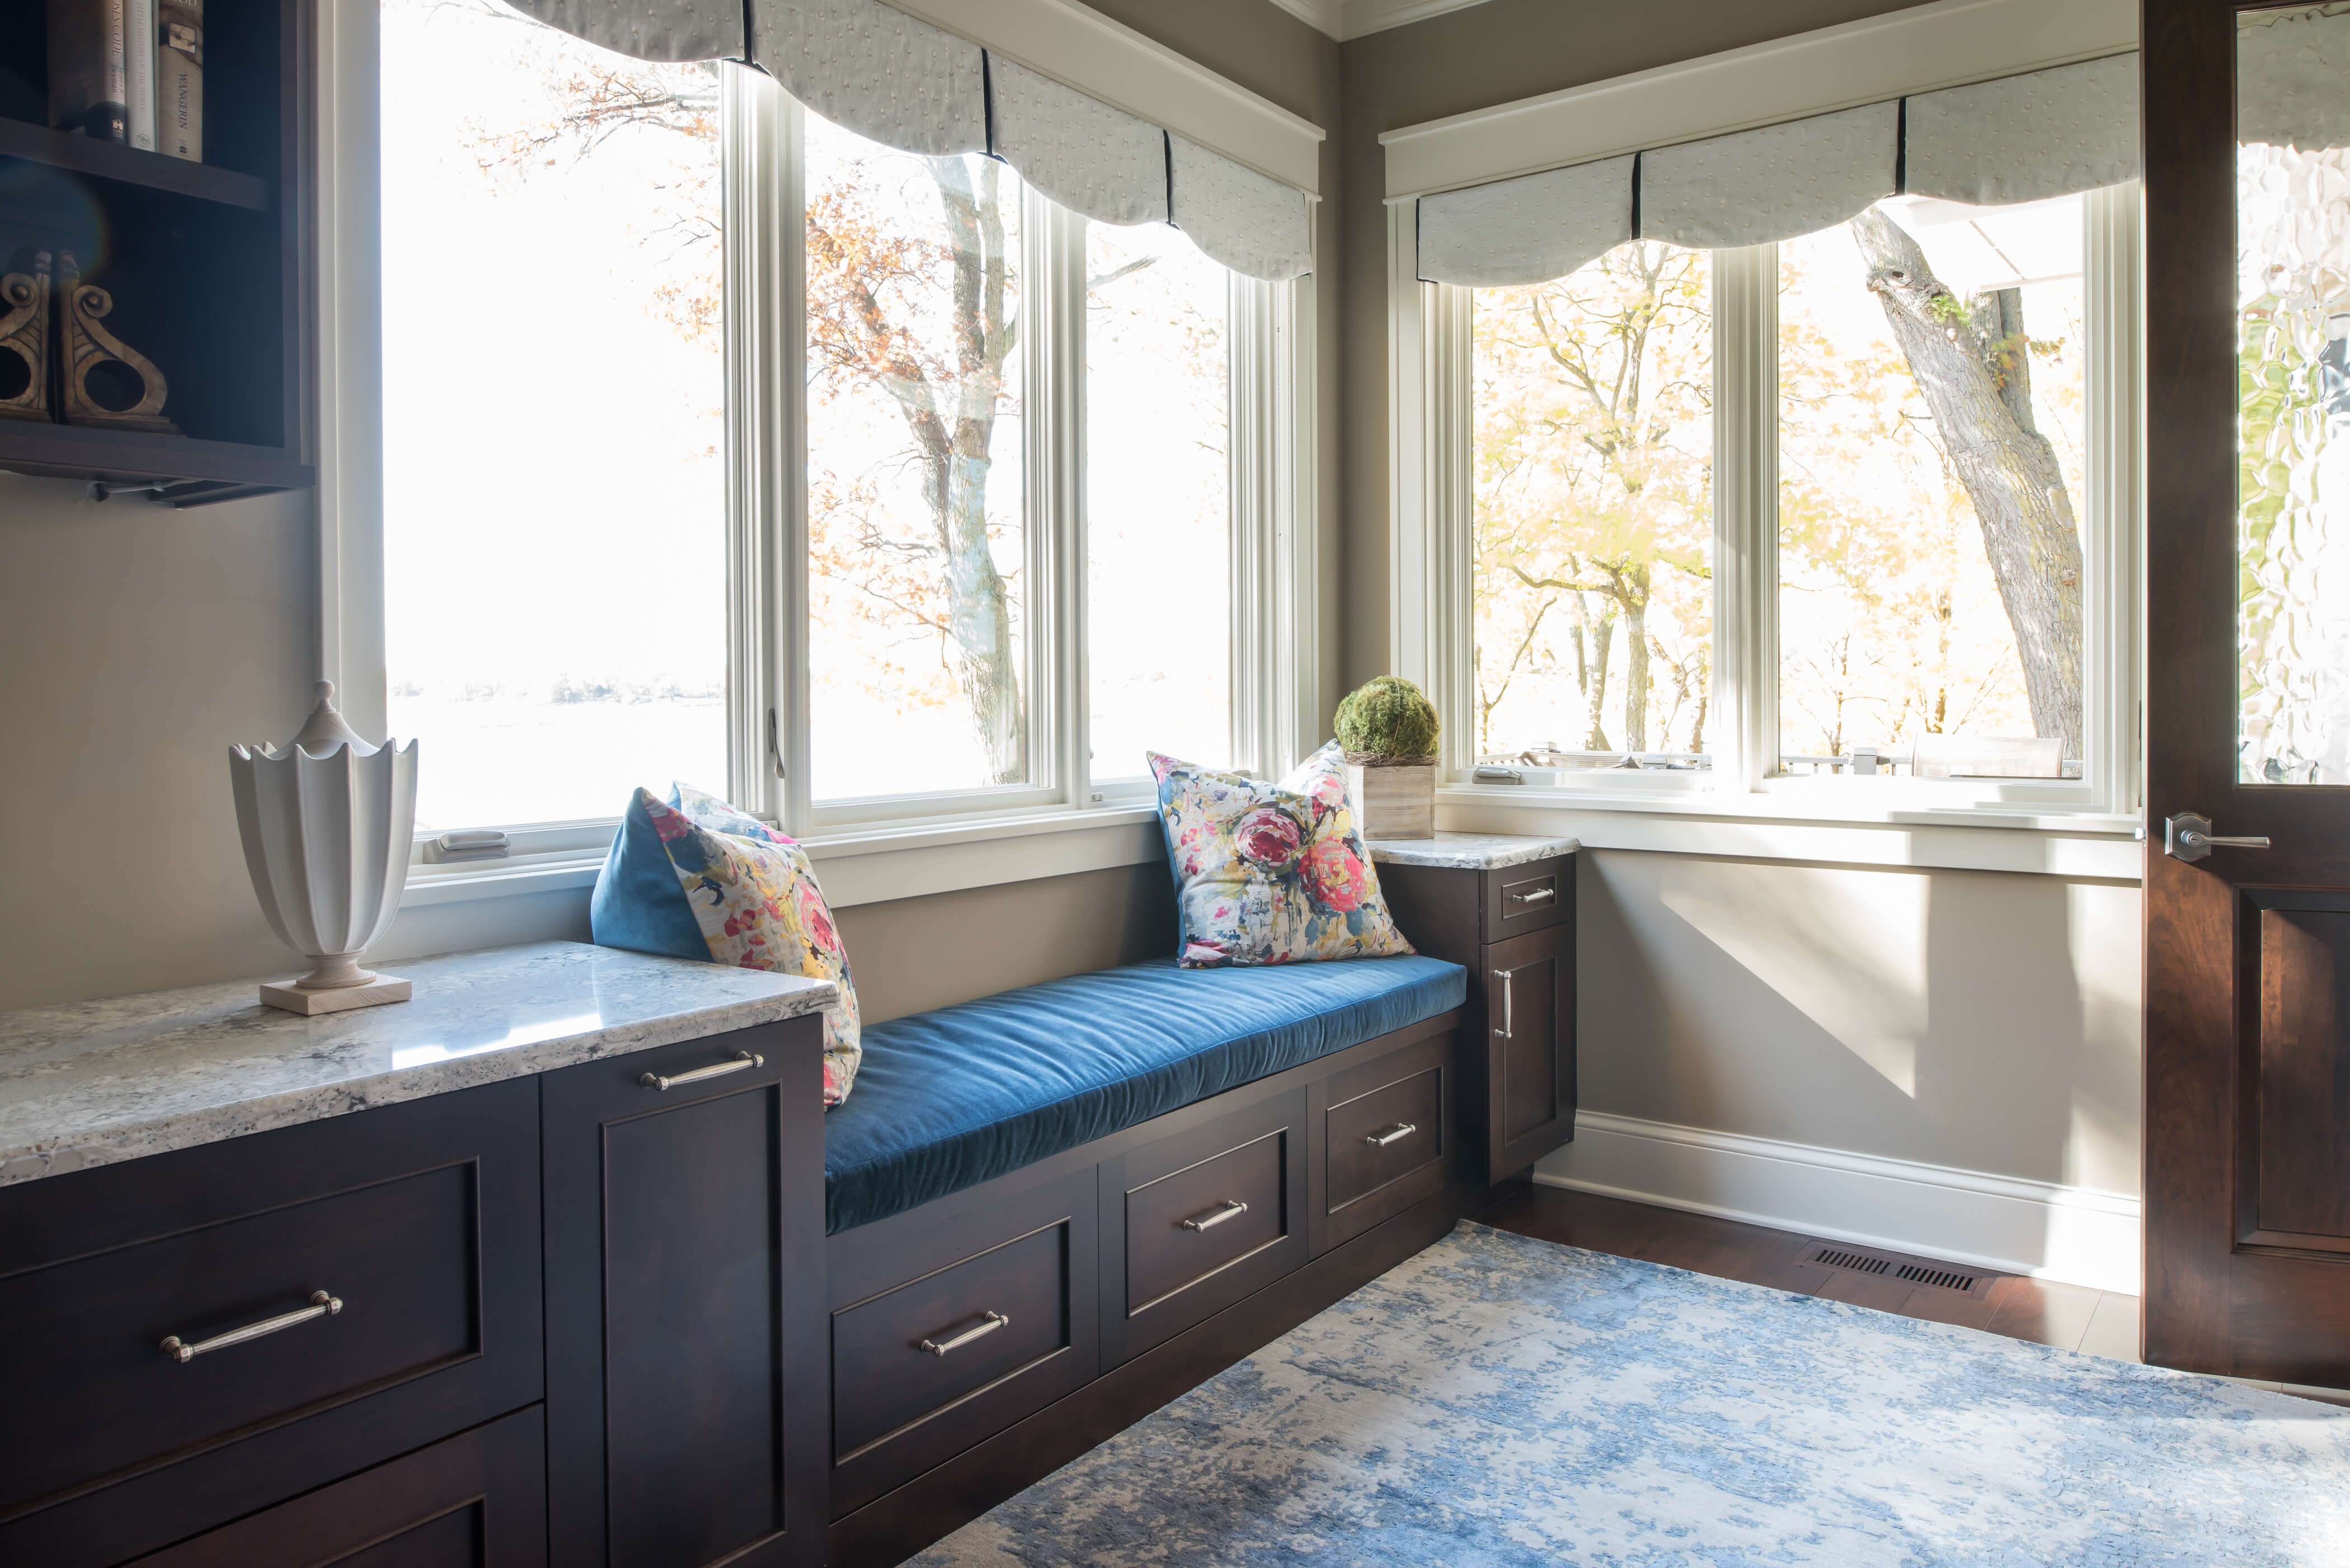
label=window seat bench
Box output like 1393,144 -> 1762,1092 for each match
821,953 -> 1477,1565
825,955 -> 1468,1234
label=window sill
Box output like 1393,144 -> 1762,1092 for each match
1436,785 -> 2143,879
400,803 -> 1166,911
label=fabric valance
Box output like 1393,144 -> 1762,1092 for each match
1642,101 -> 1896,251
991,58 -> 1169,227
509,0 -> 1319,281
751,0 -> 985,156
1415,156 -> 1632,287
1413,55 -> 2146,288
1169,135 -> 1314,282
1905,54 -> 2138,205
504,0 -> 742,64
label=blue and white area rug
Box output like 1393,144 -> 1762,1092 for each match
915,1222 -> 2350,1566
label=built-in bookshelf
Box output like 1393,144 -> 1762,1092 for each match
0,0 -> 310,505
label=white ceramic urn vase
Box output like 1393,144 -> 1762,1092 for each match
229,681 -> 419,1014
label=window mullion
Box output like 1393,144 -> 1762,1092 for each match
1229,274 -> 1276,777
1030,195 -> 1087,804
1711,241 -> 1779,797
2084,180 -> 2143,816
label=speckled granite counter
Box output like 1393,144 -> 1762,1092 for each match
0,941 -> 836,1187
1364,832 -> 1581,870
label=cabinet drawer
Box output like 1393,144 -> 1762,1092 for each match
0,1079 -> 542,1559
1483,855 -> 1572,941
122,1406 -> 546,1568
826,1165 -> 1097,1518
1101,1087 -> 1306,1367
1318,1031 -> 1450,1251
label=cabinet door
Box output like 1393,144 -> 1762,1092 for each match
1481,922 -> 1576,1183
543,1017 -> 828,1568
121,1406 -> 545,1568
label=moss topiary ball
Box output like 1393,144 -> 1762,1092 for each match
1333,676 -> 1440,764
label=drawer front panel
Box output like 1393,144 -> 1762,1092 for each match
1483,857 -> 1571,941
1326,1066 -> 1442,1215
1102,1086 -> 1307,1367
833,1221 -> 1071,1462
0,1081 -> 539,1529
1125,1132 -> 1286,1313
121,1405 -> 546,1568
824,1162 -> 1097,1518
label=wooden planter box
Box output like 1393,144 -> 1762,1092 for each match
1346,762 -> 1435,840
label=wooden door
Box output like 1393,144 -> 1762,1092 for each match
2144,0 -> 2350,1386
543,1018 -> 829,1568
1483,922 -> 1576,1184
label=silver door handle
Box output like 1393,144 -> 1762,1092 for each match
640,1050 -> 763,1090
1180,1199 -> 1249,1231
1506,886 -> 1555,905
1493,967 -> 1514,1039
2164,812 -> 2272,863
1365,1123 -> 1417,1148
918,1311 -> 1007,1357
161,1291 -> 341,1363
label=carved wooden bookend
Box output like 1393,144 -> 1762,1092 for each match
56,251 -> 180,435
0,252 -> 49,424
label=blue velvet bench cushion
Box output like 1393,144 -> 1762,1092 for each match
824,955 -> 1469,1235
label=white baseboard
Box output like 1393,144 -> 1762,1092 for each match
1534,1110 -> 2142,1295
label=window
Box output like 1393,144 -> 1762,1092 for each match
1470,243 -> 1714,773
361,3 -> 1313,860
804,115 -> 1029,802
379,0 -> 726,831
1086,222 -> 1233,781
1778,195 -> 2088,781
1441,191 -> 2133,814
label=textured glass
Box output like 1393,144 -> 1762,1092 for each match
2238,22 -> 2350,784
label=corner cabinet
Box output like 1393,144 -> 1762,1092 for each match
0,1014 -> 828,1568
1376,849 -> 1578,1185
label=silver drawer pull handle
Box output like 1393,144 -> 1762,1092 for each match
1365,1123 -> 1417,1148
1494,966 -> 1515,1041
1181,1199 -> 1249,1232
1507,885 -> 1555,905
161,1290 -> 341,1364
918,1311 -> 1008,1357
640,1050 -> 763,1091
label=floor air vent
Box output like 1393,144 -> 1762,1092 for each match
1895,1263 -> 1980,1293
1808,1248 -> 1890,1275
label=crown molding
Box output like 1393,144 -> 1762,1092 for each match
1261,0 -> 1493,43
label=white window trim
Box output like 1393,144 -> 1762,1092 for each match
1381,9 -> 2147,858
313,8 -> 1319,908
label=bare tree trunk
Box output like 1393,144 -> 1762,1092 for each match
1585,602 -> 1615,751
928,157 -> 1024,783
1853,210 -> 2084,755
1618,561 -> 1651,751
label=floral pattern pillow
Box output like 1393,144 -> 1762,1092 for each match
1150,741 -> 1414,968
637,787 -> 863,1105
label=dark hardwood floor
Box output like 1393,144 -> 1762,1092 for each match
1477,1184 -> 2234,1385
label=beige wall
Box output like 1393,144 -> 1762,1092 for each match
1569,851 -> 2141,1195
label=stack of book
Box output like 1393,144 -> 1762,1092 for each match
46,0 -> 203,162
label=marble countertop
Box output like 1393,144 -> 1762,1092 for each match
0,941 -> 838,1188
1365,832 -> 1582,870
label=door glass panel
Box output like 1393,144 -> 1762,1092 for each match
2238,7 -> 2350,784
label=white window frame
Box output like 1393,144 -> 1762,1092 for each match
1382,0 -> 2145,846
316,7 -> 1319,898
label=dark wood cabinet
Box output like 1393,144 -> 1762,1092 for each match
542,1018 -> 829,1568
0,1079 -> 544,1568
1313,1027 -> 1453,1252
1379,851 -> 1579,1185
121,1408 -> 547,1568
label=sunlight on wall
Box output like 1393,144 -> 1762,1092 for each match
1656,862 -> 1928,1096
